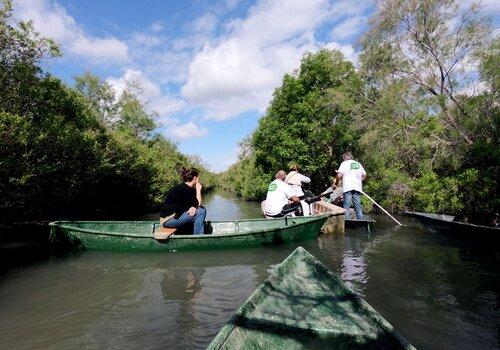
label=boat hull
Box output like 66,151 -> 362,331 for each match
345,218 -> 375,233
208,247 -> 415,349
405,211 -> 499,235
49,216 -> 329,252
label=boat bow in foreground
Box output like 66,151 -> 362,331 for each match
208,246 -> 416,349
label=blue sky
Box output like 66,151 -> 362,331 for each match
12,0 -> 499,171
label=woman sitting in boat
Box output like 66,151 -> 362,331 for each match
321,179 -> 343,206
285,164 -> 311,199
160,167 -> 206,235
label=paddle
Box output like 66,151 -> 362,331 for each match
304,188 -> 333,204
360,190 -> 402,226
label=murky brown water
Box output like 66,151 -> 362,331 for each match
0,192 -> 498,349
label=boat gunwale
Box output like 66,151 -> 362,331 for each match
48,214 -> 331,240
405,211 -> 499,231
345,218 -> 376,224
208,246 -> 416,350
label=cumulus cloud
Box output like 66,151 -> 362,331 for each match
181,0 -> 364,121
181,0 -> 325,120
107,69 -> 186,124
167,122 -> 209,141
14,0 -> 129,63
330,16 -> 367,40
324,41 -> 357,62
192,13 -> 218,33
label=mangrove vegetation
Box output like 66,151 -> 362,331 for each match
0,0 -> 215,223
220,0 -> 499,215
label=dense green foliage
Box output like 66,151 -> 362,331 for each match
220,50 -> 362,198
221,0 -> 498,215
0,1 -> 214,222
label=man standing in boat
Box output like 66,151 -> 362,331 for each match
334,152 -> 366,220
160,167 -> 206,234
264,170 -> 301,217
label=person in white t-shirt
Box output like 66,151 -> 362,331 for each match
334,152 -> 366,219
285,164 -> 311,198
264,170 -> 301,217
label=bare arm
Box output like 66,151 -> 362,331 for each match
334,172 -> 343,187
195,182 -> 202,206
290,195 -> 300,202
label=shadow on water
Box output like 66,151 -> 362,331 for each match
0,223 -> 52,275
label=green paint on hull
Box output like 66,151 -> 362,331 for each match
208,247 -> 416,350
49,216 -> 329,252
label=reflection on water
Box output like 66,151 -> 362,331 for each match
0,192 -> 498,350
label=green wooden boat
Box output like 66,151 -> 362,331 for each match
346,218 -> 376,234
48,215 -> 329,252
405,211 -> 499,235
208,247 -> 416,350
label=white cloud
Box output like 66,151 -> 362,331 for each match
181,0 -> 336,120
224,0 -> 242,11
107,69 -> 186,124
167,122 -> 209,141
150,21 -> 164,32
330,16 -> 367,40
209,147 -> 240,172
69,36 -> 129,62
131,33 -> 164,49
324,41 -> 357,62
180,0 -> 369,121
192,13 -> 218,33
14,0 -> 129,63
457,80 -> 490,96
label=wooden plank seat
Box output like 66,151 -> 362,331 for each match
154,216 -> 177,240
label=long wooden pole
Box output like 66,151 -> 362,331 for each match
360,191 -> 403,226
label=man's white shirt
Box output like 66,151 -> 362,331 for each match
264,179 -> 294,216
337,160 -> 366,193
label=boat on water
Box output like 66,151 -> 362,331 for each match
49,215 -> 330,252
261,199 -> 346,233
345,217 -> 376,233
208,246 -> 415,350
405,211 -> 499,235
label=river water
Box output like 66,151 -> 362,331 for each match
0,192 -> 498,349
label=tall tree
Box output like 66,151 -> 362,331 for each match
252,49 -> 362,195
360,0 -> 492,145
75,72 -> 118,126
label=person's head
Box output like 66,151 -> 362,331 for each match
343,151 -> 353,161
180,167 -> 199,186
289,163 -> 300,172
276,170 -> 286,181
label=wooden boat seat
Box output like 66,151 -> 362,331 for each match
154,217 -> 177,240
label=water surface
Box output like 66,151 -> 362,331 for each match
0,192 -> 498,349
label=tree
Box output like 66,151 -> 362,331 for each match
0,0 -> 60,116
0,0 -> 216,222
116,90 -> 156,139
360,0 -> 492,145
221,49 -> 362,199
75,72 -> 118,126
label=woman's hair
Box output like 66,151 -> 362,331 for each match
180,167 -> 199,182
289,163 -> 300,172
